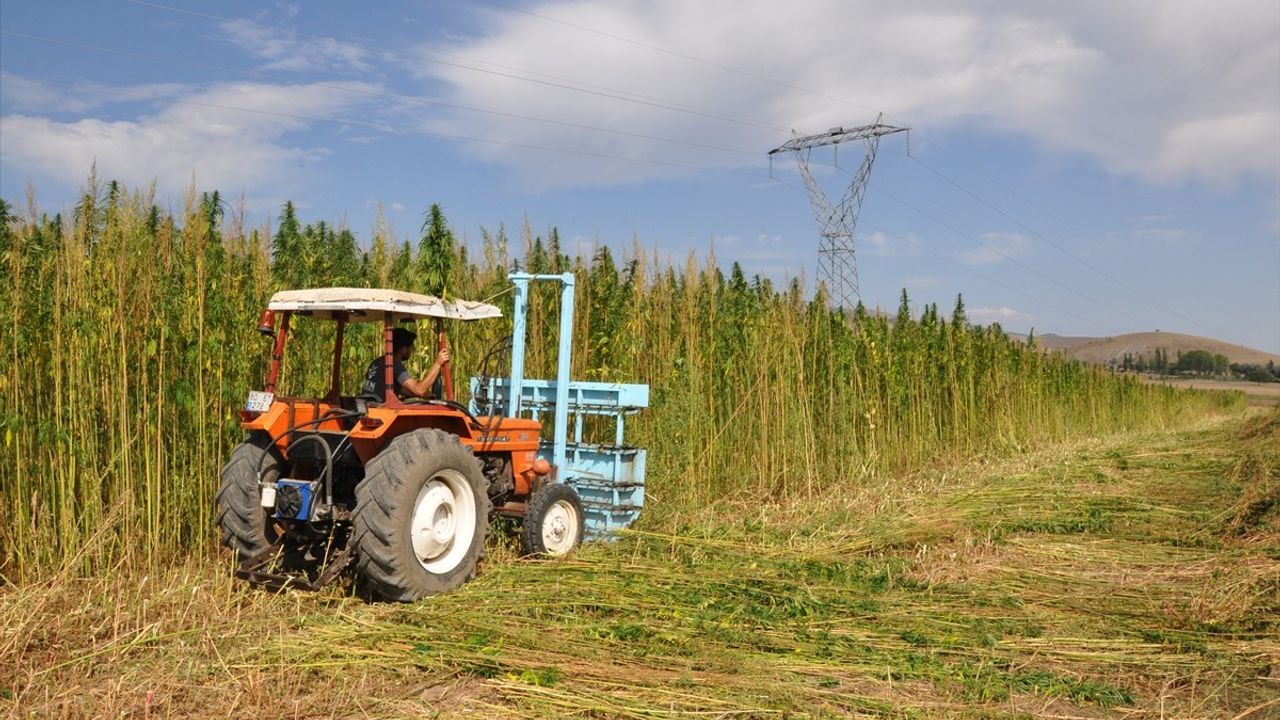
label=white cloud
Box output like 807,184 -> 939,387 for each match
708,232 -> 807,277
1126,214 -> 1175,225
1154,111 -> 1278,186
220,21 -> 372,74
957,232 -> 1027,266
864,230 -> 921,257
1129,227 -> 1198,245
390,202 -> 406,211
902,275 -> 942,290
0,79 -> 379,198
970,306 -> 1035,325
409,0 -> 1278,187
0,73 -> 185,114
711,232 -> 795,261
570,234 -> 597,256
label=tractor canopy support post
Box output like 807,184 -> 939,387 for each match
435,318 -> 454,402
382,312 -> 399,407
264,312 -> 291,393
328,312 -> 347,402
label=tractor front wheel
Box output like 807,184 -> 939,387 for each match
216,434 -> 282,560
521,482 -> 585,557
351,429 -> 491,602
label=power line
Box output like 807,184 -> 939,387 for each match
866,179 -> 1160,331
0,30 -> 759,159
911,137 -> 1225,312
904,152 -> 1221,336
479,0 -> 888,118
14,75 -> 779,182
120,0 -> 789,133
453,4 -> 1124,328
764,178 -> 1122,333
72,3 -> 1227,338
856,218 -> 1120,334
477,3 -> 1222,337
4,81 -> 1119,338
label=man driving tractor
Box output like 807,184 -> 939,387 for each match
358,326 -> 451,402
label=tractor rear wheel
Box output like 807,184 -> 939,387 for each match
520,482 -> 585,557
351,429 -> 491,602
216,434 -> 282,560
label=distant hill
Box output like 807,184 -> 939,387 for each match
1013,331 -> 1279,366
1028,333 -> 1096,351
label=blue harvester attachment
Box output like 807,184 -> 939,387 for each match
470,273 -> 649,540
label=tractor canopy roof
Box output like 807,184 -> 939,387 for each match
267,287 -> 501,322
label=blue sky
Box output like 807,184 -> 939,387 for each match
2,0 -> 1277,352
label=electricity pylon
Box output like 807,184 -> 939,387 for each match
769,117 -> 907,308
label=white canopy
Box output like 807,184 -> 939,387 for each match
268,287 -> 502,322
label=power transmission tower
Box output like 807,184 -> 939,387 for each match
769,117 -> 907,308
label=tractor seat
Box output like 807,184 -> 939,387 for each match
337,396 -> 369,428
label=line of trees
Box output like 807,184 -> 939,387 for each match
1120,349 -> 1277,381
1230,362 -> 1280,383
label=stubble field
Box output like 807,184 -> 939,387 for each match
3,408 -> 1276,719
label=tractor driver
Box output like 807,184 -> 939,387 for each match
359,327 -> 451,403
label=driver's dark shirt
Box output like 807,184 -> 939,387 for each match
359,357 -> 410,401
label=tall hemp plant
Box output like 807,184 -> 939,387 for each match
0,176 -> 1243,581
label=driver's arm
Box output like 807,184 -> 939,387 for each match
402,348 -> 451,398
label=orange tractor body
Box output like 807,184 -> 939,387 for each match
219,278 -> 648,602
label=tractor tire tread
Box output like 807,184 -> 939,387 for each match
520,482 -> 586,557
216,435 -> 281,560
351,429 -> 490,602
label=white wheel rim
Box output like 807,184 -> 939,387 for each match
540,499 -> 579,555
410,469 -> 477,574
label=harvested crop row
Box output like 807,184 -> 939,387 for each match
3,409 -> 1274,718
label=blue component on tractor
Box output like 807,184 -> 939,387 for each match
274,479 -> 320,521
470,272 -> 650,540
471,377 -> 649,539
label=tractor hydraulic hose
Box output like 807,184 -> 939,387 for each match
253,408 -> 363,483
473,336 -> 513,415
425,399 -> 484,427
286,433 -> 336,512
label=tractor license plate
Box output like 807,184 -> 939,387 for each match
245,391 -> 275,413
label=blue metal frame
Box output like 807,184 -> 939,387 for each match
475,272 -> 649,539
